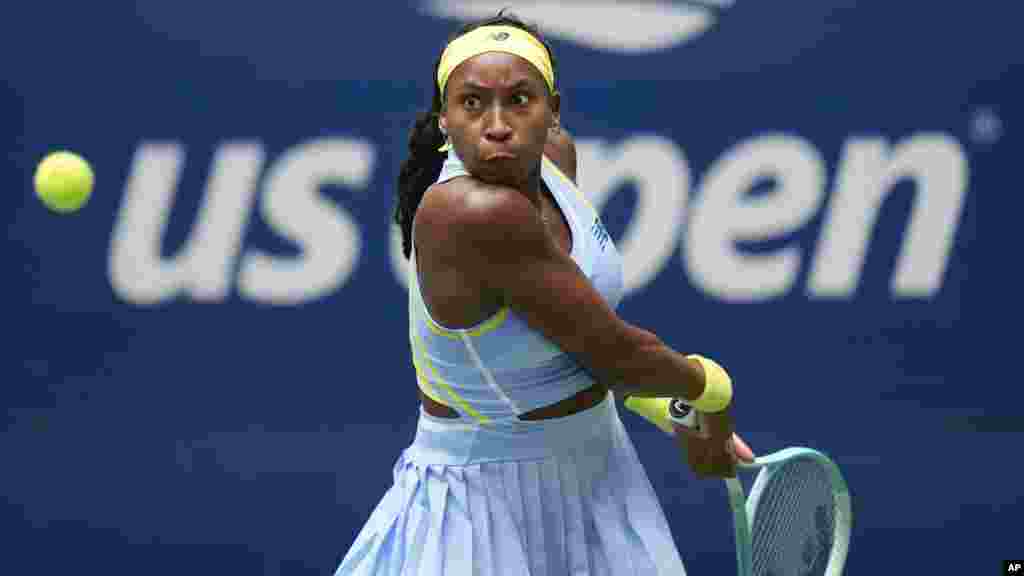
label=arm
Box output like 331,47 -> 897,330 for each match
417,178 -> 708,403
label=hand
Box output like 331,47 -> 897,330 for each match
674,407 -> 755,479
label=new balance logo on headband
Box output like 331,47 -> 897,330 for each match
421,0 -> 734,53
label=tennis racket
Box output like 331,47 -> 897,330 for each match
625,396 -> 852,576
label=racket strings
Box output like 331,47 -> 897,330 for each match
750,459 -> 836,576
752,465 -> 810,574
752,468 -> 815,575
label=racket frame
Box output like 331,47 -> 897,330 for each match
725,447 -> 851,576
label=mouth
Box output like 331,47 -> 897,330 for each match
482,150 -> 517,161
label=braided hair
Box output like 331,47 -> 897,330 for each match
393,10 -> 559,258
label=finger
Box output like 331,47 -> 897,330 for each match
696,456 -> 721,478
732,433 -> 756,463
696,457 -> 733,479
685,443 -> 708,475
674,422 -> 706,440
680,437 -> 713,477
700,410 -> 734,438
698,439 -> 736,477
712,448 -> 738,478
720,460 -> 738,478
687,455 -> 710,478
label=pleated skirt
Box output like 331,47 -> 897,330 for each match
334,393 -> 686,575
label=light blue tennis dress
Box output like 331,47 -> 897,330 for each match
334,151 -> 687,575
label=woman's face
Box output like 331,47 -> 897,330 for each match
440,51 -> 558,188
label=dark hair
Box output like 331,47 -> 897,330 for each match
393,9 -> 559,258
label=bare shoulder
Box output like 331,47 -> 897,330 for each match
544,128 -> 578,184
415,178 -> 546,266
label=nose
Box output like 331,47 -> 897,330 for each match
483,109 -> 513,142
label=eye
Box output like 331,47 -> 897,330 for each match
463,95 -> 481,110
512,93 -> 530,106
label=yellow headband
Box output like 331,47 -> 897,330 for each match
437,25 -> 555,97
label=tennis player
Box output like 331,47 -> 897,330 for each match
335,11 -> 752,575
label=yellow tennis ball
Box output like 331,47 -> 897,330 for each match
34,151 -> 94,214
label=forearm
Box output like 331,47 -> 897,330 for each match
600,328 -> 707,401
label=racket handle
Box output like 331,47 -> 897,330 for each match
624,396 -> 698,434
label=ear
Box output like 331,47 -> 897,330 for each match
549,91 -> 562,129
438,114 -> 448,136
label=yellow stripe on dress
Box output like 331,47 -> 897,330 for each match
413,326 -> 490,424
422,305 -> 510,340
413,355 -> 448,407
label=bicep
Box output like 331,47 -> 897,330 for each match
473,213 -> 651,382
432,180 -> 650,383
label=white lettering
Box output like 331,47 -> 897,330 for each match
109,142 -> 263,304
685,134 -> 826,302
238,138 -> 373,305
115,131 -> 967,307
578,135 -> 690,297
808,134 -> 968,298
391,223 -> 410,290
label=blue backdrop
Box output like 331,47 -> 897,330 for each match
2,1 -> 1014,574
